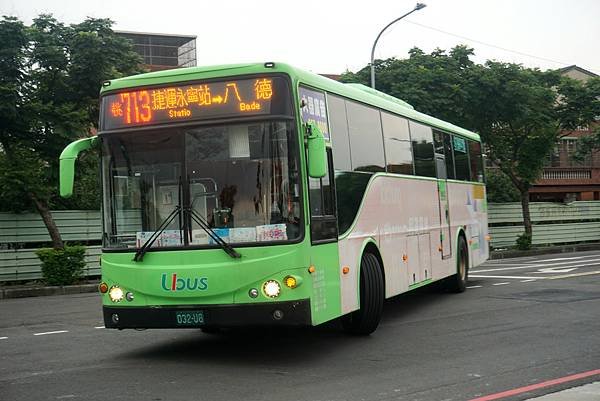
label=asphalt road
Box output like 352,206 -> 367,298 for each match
1,250 -> 600,401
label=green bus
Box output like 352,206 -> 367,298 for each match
60,62 -> 489,334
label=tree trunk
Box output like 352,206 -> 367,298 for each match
28,192 -> 64,250
519,188 -> 533,237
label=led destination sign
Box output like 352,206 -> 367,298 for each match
101,77 -> 286,131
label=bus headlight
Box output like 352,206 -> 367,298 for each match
262,280 -> 281,298
109,286 -> 124,302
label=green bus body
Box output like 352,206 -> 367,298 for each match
60,62 -> 486,331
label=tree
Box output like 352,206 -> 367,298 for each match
465,62 -> 560,239
342,47 -> 600,246
0,14 -> 143,249
341,46 -> 475,126
469,64 -> 600,240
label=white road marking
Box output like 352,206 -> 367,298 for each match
33,330 -> 68,336
526,255 -> 600,263
467,285 -> 483,289
472,266 -> 536,273
470,275 -> 545,280
520,279 -> 537,282
527,260 -> 600,267
94,326 -> 105,329
473,261 -> 600,274
0,336 -> 7,340
548,270 -> 600,280
492,282 -> 510,286
534,267 -> 578,274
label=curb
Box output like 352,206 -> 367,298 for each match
0,282 -> 99,300
491,242 -> 600,260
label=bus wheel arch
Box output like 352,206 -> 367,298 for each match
342,240 -> 385,335
448,229 -> 469,293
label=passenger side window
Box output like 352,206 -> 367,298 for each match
346,100 -> 385,173
327,94 -> 352,171
453,136 -> 471,181
469,140 -> 485,183
443,132 -> 455,180
409,121 -> 436,178
382,112 -> 414,175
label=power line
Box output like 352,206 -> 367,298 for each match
403,19 -> 600,74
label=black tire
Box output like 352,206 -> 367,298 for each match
448,236 -> 468,293
342,252 -> 384,335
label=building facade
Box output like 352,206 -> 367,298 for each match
115,31 -> 197,71
529,65 -> 599,202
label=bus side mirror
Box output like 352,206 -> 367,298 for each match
59,136 -> 99,198
306,122 -> 327,178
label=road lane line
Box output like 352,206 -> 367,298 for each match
530,261 -> 600,269
472,266 -> 534,273
525,256 -> 596,262
548,270 -> 600,280
470,275 -> 545,280
520,279 -> 536,282
0,336 -> 7,340
473,261 -> 600,273
467,285 -> 482,289
94,326 -> 105,329
469,368 -> 600,401
33,330 -> 69,336
492,282 -> 509,286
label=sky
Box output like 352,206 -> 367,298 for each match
3,0 -> 600,75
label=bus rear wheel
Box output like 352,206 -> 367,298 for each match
342,252 -> 384,335
448,236 -> 468,293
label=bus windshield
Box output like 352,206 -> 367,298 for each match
101,120 -> 301,250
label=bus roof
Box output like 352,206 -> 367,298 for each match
101,62 -> 481,142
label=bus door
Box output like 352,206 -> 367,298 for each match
434,131 -> 452,259
308,148 -> 340,324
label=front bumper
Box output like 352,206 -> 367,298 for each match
103,299 -> 311,329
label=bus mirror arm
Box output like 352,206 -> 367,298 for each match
305,122 -> 327,178
59,136 -> 99,198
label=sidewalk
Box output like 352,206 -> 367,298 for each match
0,281 -> 99,299
524,382 -> 600,400
490,242 -> 600,260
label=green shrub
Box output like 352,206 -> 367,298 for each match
36,246 -> 86,286
485,169 -> 520,203
516,232 -> 532,250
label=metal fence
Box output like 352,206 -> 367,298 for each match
2,202 -> 600,281
488,201 -> 600,248
0,211 -> 102,282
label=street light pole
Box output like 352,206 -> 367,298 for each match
370,3 -> 427,89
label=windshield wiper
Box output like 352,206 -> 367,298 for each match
133,205 -> 181,262
186,207 -> 241,259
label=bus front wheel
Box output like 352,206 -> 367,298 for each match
342,252 -> 384,335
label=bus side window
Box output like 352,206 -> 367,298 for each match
410,121 -> 436,178
453,135 -> 471,181
468,140 -> 485,183
309,149 -> 338,243
443,132 -> 455,180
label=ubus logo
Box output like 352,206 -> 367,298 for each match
161,273 -> 208,291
